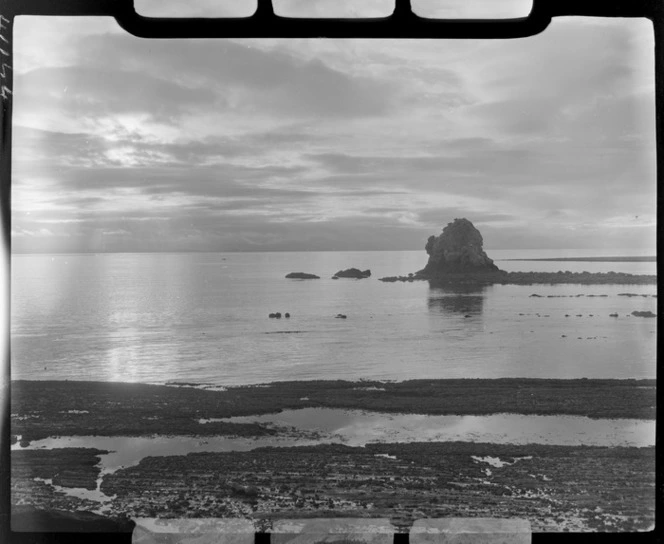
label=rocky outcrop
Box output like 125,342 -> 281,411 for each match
419,218 -> 499,278
286,272 -> 320,279
333,268 -> 371,279
376,218 -> 656,286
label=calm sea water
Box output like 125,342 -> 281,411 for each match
11,250 -> 656,385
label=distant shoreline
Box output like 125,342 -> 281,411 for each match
500,256 -> 656,262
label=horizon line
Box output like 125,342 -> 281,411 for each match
9,248 -> 657,256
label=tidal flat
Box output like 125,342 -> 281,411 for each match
10,378 -> 656,443
11,443 -> 655,533
10,378 -> 657,533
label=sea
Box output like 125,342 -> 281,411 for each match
10,249 -> 657,386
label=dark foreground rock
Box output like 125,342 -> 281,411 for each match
285,272 -> 320,279
12,448 -> 108,491
11,505 -> 135,533
97,443 -> 654,532
333,268 -> 371,279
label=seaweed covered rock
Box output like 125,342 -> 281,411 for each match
419,218 -> 500,277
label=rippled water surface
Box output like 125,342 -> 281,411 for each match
11,250 -> 657,384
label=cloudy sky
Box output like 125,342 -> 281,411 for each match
11,2 -> 656,253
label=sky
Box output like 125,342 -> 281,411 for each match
11,1 -> 657,253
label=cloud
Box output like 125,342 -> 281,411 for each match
11,17 -> 657,253
15,67 -> 220,125
75,34 -> 396,119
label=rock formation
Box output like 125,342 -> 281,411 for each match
419,218 -> 500,277
377,218 -> 656,285
285,272 -> 320,279
631,310 -> 657,318
333,268 -> 371,279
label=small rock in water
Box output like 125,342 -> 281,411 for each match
269,313 -> 276,318
631,310 -> 657,318
335,314 -> 347,319
332,268 -> 371,279
275,312 -> 282,318
285,272 -> 320,280
609,313 -> 619,317
285,313 -> 291,318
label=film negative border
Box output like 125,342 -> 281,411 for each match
0,0 -> 660,39
0,0 -> 662,543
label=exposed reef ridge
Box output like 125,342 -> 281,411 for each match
380,270 -> 657,285
379,218 -> 656,285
